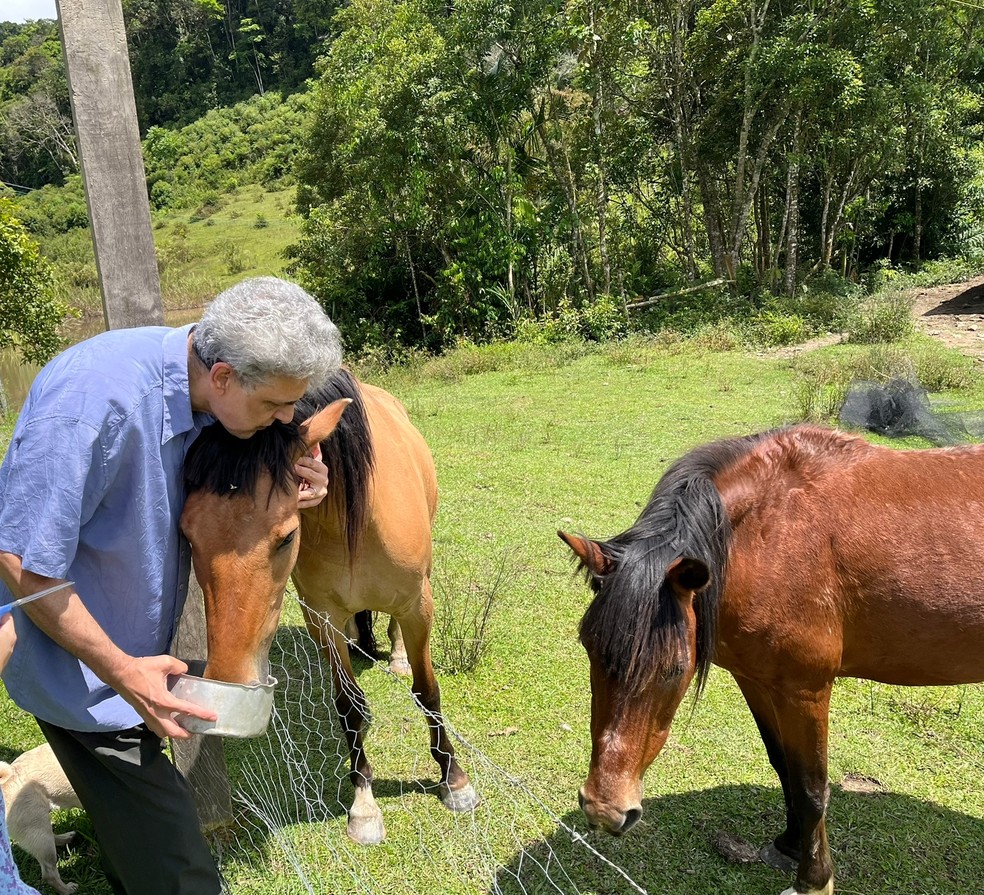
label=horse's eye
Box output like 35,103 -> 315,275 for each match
278,530 -> 297,550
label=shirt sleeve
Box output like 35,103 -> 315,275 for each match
0,413 -> 109,579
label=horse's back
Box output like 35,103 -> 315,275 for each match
717,428 -> 984,687
295,380 -> 436,618
360,380 -> 438,535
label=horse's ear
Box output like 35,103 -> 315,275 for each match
558,531 -> 614,578
665,557 -> 710,597
299,398 -> 351,450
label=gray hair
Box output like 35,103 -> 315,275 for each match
192,277 -> 342,389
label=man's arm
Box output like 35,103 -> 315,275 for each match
0,551 -> 216,739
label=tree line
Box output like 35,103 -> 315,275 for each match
0,0 -> 334,189
2,0 -> 983,354
289,0 -> 984,348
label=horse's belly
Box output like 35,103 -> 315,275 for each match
839,594 -> 984,685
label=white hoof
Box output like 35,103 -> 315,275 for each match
347,809 -> 385,845
388,657 -> 411,676
347,787 -> 385,844
780,880 -> 833,895
439,782 -> 480,812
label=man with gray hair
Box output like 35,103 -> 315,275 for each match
0,277 -> 342,895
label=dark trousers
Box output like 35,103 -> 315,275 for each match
36,719 -> 222,895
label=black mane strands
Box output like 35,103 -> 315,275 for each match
185,418 -> 304,500
579,431 -> 769,701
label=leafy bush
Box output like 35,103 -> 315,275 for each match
12,176 -> 89,236
847,291 -> 916,343
0,198 -> 72,366
751,310 -> 809,347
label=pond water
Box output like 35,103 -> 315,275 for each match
1,308 -> 203,414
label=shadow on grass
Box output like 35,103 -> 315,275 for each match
493,784 -> 984,894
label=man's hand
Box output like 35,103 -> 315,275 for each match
108,654 -> 218,740
296,443 -> 329,509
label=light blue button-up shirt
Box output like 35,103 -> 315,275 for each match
0,324 -> 213,732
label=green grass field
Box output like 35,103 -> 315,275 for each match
2,338 -> 983,895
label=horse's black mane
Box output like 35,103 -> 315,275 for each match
185,368 -> 375,557
295,367 -> 375,557
185,418 -> 304,499
578,430 -> 771,700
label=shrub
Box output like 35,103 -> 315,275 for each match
847,291 -> 915,343
752,310 -> 809,347
150,179 -> 175,211
0,198 -> 72,366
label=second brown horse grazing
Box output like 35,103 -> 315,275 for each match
181,369 -> 478,845
561,425 -> 984,895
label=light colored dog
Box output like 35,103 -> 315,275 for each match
0,743 -> 82,895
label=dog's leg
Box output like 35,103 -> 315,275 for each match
7,785 -> 77,895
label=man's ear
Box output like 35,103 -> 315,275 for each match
298,399 -> 351,452
558,531 -> 615,578
209,362 -> 235,394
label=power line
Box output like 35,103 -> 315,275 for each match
0,179 -> 38,194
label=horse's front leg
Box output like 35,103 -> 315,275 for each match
398,585 -> 479,813
303,608 -> 385,844
773,684 -> 835,895
733,674 -> 800,872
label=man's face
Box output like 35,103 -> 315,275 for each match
209,367 -> 309,438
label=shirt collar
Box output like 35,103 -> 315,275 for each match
161,323 -> 200,445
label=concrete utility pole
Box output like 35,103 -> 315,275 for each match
57,0 -> 232,829
56,0 -> 163,327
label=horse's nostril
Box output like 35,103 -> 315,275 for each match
577,789 -> 587,811
621,807 -> 642,832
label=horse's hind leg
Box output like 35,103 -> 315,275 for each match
386,616 -> 410,676
302,607 -> 385,845
399,585 -> 479,813
734,675 -> 800,872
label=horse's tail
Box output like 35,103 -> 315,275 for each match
296,368 -> 375,559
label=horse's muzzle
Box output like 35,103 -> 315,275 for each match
578,787 -> 643,836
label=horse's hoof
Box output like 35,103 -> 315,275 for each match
388,657 -> 411,676
760,842 -> 799,873
782,879 -> 834,895
439,782 -> 480,812
779,880 -> 834,895
347,811 -> 386,845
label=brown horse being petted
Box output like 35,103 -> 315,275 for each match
561,425 -> 984,895
181,369 -> 478,845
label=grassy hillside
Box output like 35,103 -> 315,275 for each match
40,186 -> 301,319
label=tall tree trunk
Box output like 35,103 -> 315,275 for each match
697,166 -> 729,278
669,0 -> 698,281
783,113 -> 802,297
589,3 -> 612,295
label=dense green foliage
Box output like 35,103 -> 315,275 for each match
0,19 -> 73,190
143,92 -> 311,211
3,0 -> 984,354
288,0 -> 984,349
0,197 -> 69,364
0,1 -> 331,189
121,0 -> 334,128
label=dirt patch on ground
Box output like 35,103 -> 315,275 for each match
910,274 -> 984,361
768,274 -> 984,361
